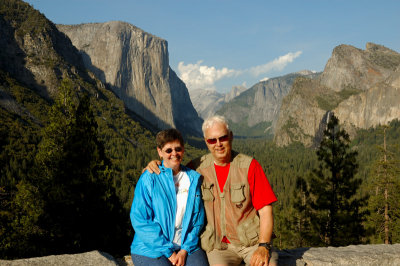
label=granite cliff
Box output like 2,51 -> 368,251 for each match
274,43 -> 400,146
58,22 -> 202,136
0,1 -> 87,100
189,85 -> 247,119
334,64 -> 400,131
216,71 -> 319,137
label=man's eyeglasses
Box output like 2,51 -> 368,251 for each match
206,134 -> 229,145
163,147 -> 183,154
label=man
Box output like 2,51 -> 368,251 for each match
146,116 -> 278,266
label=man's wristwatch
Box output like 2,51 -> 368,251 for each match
259,242 -> 273,251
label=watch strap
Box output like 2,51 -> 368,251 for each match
259,242 -> 272,250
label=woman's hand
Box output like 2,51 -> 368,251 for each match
173,249 -> 187,266
142,160 -> 162,174
168,252 -> 177,265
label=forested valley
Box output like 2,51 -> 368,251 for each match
2,77 -> 399,258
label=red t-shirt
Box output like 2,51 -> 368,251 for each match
214,159 -> 277,243
214,159 -> 277,210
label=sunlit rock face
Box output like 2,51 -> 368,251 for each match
58,21 -> 202,136
274,43 -> 400,147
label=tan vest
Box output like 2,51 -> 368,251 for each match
191,151 -> 260,252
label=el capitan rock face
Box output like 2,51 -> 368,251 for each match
58,21 -> 202,136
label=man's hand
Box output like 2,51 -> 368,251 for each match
251,204 -> 274,265
250,246 -> 270,266
142,160 -> 161,174
169,249 -> 187,266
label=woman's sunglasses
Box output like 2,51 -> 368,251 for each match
163,147 -> 183,154
206,134 -> 229,145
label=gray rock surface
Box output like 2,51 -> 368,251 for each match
58,21 -> 202,136
278,244 -> 400,266
0,251 -> 119,266
2,245 -> 400,266
189,85 -> 247,119
318,43 -> 400,92
335,65 -> 400,131
218,71 -> 318,137
273,77 -> 332,147
274,43 -> 400,147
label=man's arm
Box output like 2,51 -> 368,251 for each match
250,204 -> 274,266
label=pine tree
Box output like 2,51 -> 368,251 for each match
0,116 -> 41,258
306,114 -> 367,246
292,176 -> 318,247
366,126 -> 400,244
31,80 -> 129,256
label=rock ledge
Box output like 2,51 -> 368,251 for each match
1,244 -> 400,265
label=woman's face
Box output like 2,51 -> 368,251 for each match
157,139 -> 184,171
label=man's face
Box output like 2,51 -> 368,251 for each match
204,122 -> 232,164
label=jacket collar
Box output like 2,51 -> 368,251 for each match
159,161 -> 198,183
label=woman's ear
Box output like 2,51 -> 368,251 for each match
157,147 -> 163,160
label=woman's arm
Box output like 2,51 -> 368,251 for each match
181,179 -> 205,254
130,173 -> 175,258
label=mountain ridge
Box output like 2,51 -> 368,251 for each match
274,43 -> 400,146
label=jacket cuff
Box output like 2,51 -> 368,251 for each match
163,248 -> 175,259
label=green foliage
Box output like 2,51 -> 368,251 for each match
368,50 -> 400,70
338,86 -> 361,99
229,121 -> 273,138
281,116 -> 300,135
0,0 -> 52,37
31,80 -> 129,256
365,126 -> 400,244
316,87 -> 361,111
305,115 -> 367,246
232,117 -> 399,249
0,109 -> 41,258
316,95 -> 340,111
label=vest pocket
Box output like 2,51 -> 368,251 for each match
200,225 -> 215,252
237,215 -> 260,246
201,182 -> 214,201
230,183 -> 246,203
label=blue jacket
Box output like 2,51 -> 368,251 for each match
130,163 -> 205,258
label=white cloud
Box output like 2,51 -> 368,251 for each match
177,60 -> 239,91
260,77 -> 269,82
177,51 -> 302,91
248,51 -> 302,77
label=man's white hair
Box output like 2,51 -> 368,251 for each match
202,115 -> 230,137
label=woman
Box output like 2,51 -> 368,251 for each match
130,129 -> 208,266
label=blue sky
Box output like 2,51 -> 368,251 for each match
25,0 -> 400,93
